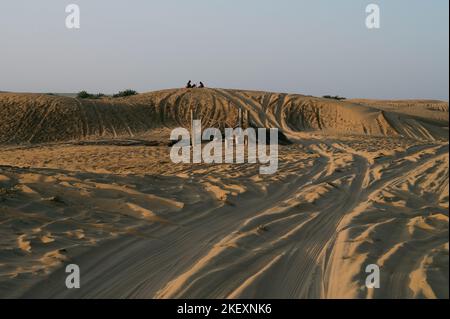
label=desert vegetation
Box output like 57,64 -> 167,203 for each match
113,89 -> 138,98
322,95 -> 346,101
77,91 -> 106,99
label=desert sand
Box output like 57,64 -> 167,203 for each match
0,88 -> 448,298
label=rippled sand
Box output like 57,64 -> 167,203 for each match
0,89 -> 448,298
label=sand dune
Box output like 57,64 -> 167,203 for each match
0,89 -> 448,144
0,89 -> 448,298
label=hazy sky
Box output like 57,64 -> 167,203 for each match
1,0 -> 448,99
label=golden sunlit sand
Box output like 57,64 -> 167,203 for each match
0,89 -> 448,298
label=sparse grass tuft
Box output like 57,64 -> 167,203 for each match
322,95 -> 346,101
113,89 -> 138,98
77,91 -> 106,99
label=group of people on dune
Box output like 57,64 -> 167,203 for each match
186,80 -> 205,89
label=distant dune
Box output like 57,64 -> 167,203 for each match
0,89 -> 448,144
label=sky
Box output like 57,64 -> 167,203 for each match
0,0 -> 448,100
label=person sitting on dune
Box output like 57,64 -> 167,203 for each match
186,80 -> 193,88
199,82 -> 205,88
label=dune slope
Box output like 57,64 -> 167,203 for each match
0,89 -> 448,144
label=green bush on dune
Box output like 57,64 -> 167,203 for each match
113,89 -> 138,98
76,90 -> 137,99
77,91 -> 91,99
322,95 -> 346,101
77,91 -> 106,99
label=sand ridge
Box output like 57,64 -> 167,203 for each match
0,89 -> 448,144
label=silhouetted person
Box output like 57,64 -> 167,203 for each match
199,82 -> 205,88
191,83 -> 197,88
186,80 -> 192,88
